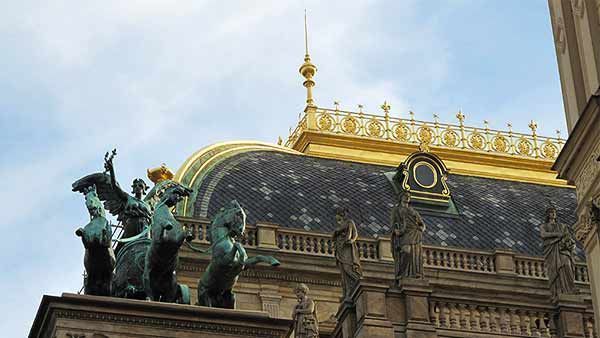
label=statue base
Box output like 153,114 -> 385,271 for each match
29,293 -> 293,338
553,293 -> 588,338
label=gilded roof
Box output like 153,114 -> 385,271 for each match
190,150 -> 580,257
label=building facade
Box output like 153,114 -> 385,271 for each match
549,0 -> 600,334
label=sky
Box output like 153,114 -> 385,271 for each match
0,1 -> 566,336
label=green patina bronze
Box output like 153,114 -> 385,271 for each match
195,200 -> 280,309
112,182 -> 193,303
74,185 -> 115,296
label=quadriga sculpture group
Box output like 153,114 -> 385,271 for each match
72,150 -> 280,307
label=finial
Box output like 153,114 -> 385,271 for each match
358,104 -> 364,113
456,110 -> 465,123
277,136 -> 283,145
556,129 -> 561,140
484,120 -> 489,130
380,101 -> 391,114
528,120 -> 538,134
409,111 -> 415,121
334,100 -> 340,111
433,114 -> 439,124
507,122 -> 513,133
299,9 -> 317,108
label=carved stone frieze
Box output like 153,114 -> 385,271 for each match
574,140 -> 600,202
54,310 -> 283,337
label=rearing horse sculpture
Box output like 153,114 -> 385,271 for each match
75,185 -> 115,296
196,200 -> 280,309
112,182 -> 192,303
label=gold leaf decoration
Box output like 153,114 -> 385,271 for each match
341,115 -> 358,134
469,132 -> 486,150
441,128 -> 458,147
366,118 -> 384,137
541,141 -> 558,159
517,138 -> 533,156
317,113 -> 334,131
393,123 -> 411,141
417,126 -> 434,144
492,134 -> 509,153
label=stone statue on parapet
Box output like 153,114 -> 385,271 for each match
74,185 -> 115,296
332,207 -> 362,299
72,149 -> 152,253
292,283 -> 319,338
540,202 -> 577,300
194,200 -> 280,309
390,191 -> 426,283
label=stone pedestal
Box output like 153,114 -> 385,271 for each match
29,293 -> 293,338
388,278 -> 438,338
555,294 -> 587,338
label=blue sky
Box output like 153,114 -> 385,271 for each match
0,1 -> 565,336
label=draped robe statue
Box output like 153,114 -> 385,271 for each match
292,283 -> 319,338
332,207 -> 362,299
541,205 -> 577,299
390,192 -> 426,282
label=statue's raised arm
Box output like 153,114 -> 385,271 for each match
72,149 -> 152,250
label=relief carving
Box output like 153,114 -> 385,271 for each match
572,0 -> 585,17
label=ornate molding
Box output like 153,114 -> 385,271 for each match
554,16 -> 567,54
572,0 -> 585,17
54,309 -> 283,337
179,263 -> 342,287
574,140 -> 600,202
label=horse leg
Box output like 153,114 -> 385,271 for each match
244,255 -> 280,267
197,284 -> 211,307
221,289 -> 236,309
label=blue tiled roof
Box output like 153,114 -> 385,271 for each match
191,150 -> 580,257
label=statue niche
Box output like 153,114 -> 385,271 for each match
390,191 -> 426,283
541,203 -> 577,300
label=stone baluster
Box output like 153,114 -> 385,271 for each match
584,316 -> 595,338
520,310 -> 531,336
480,306 -> 490,332
449,303 -> 460,329
530,312 -> 540,337
499,307 -> 510,334
510,308 -> 521,335
448,252 -> 455,268
470,304 -> 481,331
440,302 -> 450,328
489,307 -> 499,333
459,303 -> 469,330
430,301 -> 440,327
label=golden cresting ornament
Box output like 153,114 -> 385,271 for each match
147,163 -> 174,184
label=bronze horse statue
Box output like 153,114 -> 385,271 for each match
75,185 -> 115,296
112,182 -> 192,303
195,200 -> 280,308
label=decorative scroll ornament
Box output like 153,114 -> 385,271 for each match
417,125 -> 434,144
317,113 -> 334,131
441,128 -> 459,147
541,140 -> 559,159
366,118 -> 384,137
517,137 -> 533,156
469,131 -> 486,150
341,115 -> 358,134
393,123 -> 411,141
492,133 -> 509,153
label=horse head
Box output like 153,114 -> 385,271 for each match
151,183 -> 193,247
76,185 -> 111,249
212,200 -> 246,242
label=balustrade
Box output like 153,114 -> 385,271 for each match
430,300 -> 556,337
423,247 -> 495,273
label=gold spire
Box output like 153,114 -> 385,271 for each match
299,9 -> 317,108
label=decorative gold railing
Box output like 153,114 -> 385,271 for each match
177,217 -> 589,284
285,107 -> 564,160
